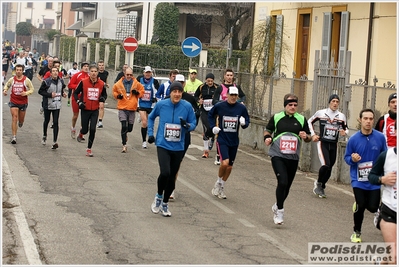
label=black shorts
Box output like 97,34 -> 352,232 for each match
8,102 -> 28,111
2,64 -> 9,72
376,203 -> 397,230
138,107 -> 152,114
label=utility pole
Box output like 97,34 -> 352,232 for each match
225,26 -> 233,69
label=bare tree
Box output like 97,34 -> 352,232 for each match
185,3 -> 254,50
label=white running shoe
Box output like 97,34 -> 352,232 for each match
212,182 -> 222,196
151,196 -> 162,214
272,204 -> 284,225
169,191 -> 175,201
161,202 -> 171,217
218,187 -> 227,199
214,154 -> 220,165
142,141 -> 147,149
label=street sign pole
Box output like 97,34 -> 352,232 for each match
181,37 -> 202,71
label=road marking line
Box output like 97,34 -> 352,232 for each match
184,154 -> 198,161
177,177 -> 234,214
258,232 -> 306,264
236,218 -> 255,228
2,155 -> 43,265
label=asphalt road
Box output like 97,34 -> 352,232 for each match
2,72 -> 385,265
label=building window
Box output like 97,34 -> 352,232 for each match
27,2 -> 33,8
26,19 -> 32,24
45,2 -> 52,9
264,14 -> 284,77
116,13 -> 137,40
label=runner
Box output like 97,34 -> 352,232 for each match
38,66 -> 67,149
264,93 -> 311,225
194,72 -> 218,159
344,108 -> 387,243
96,60 -> 109,128
375,92 -> 396,148
137,66 -> 159,148
112,67 -> 144,152
148,81 -> 196,217
3,64 -> 35,144
155,69 -> 179,100
208,86 -> 250,199
307,94 -> 348,197
73,65 -> 107,157
68,62 -> 90,139
369,142 -> 397,264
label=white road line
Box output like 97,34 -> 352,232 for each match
2,155 -> 43,265
177,176 -> 234,214
258,233 -> 306,264
184,154 -> 198,161
236,218 -> 255,228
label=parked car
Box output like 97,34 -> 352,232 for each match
154,76 -> 169,85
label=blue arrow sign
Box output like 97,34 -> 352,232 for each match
181,37 -> 202,57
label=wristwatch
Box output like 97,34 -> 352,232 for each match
378,176 -> 383,185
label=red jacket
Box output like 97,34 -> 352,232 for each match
73,77 -> 107,111
68,71 -> 89,90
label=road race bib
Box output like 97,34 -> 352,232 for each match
87,88 -> 99,101
203,99 -> 213,111
222,116 -> 238,132
142,91 -> 151,101
164,123 -> 181,142
357,161 -> 373,182
323,124 -> 338,140
12,83 -> 24,95
279,135 -> 298,154
54,93 -> 61,101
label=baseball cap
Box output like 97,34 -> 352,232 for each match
189,68 -> 197,74
175,74 -> 185,82
144,66 -> 152,72
228,86 -> 239,95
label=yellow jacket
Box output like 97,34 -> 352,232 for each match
112,77 -> 144,111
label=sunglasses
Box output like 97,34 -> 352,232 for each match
125,74 -> 133,76
288,103 -> 298,107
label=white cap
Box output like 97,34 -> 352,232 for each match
144,66 -> 152,72
175,74 -> 185,82
228,86 -> 239,95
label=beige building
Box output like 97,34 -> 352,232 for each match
252,2 -> 397,86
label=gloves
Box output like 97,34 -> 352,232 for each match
117,94 -> 123,99
151,98 -> 157,103
148,136 -> 155,144
212,127 -> 221,135
78,101 -> 86,110
131,89 -> 139,96
180,118 -> 190,129
239,116 -> 245,126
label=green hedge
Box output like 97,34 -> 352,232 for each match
59,37 -> 250,71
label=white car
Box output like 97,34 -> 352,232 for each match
154,76 -> 169,85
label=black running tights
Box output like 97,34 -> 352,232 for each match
353,187 -> 381,233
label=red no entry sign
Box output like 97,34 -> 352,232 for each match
123,37 -> 138,53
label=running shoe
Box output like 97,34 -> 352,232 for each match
151,196 -> 163,214
161,202 -> 171,217
51,143 -> 58,149
86,148 -> 93,157
97,121 -> 103,128
50,122 -> 53,128
350,231 -> 362,243
202,151 -> 209,158
39,107 -> 44,115
122,145 -> 127,153
77,133 -> 84,142
374,208 -> 380,228
218,187 -> 227,199
209,138 -> 215,150
142,141 -> 147,149
212,182 -> 222,197
272,204 -> 284,225
41,136 -> 46,145
313,181 -> 324,198
11,136 -> 17,144
169,191 -> 175,201
18,122 -> 23,128
214,154 -> 220,165
71,127 -> 76,139
319,187 -> 326,198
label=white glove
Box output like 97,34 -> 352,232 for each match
212,127 -> 221,135
239,116 -> 245,126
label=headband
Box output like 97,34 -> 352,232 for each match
284,99 -> 298,107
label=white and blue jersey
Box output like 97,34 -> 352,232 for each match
139,77 -> 157,108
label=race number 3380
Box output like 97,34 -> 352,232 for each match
357,161 -> 373,181
280,136 -> 298,154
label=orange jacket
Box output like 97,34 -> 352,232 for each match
112,77 -> 144,111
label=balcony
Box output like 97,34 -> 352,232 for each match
71,3 -> 96,12
115,2 -> 143,12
